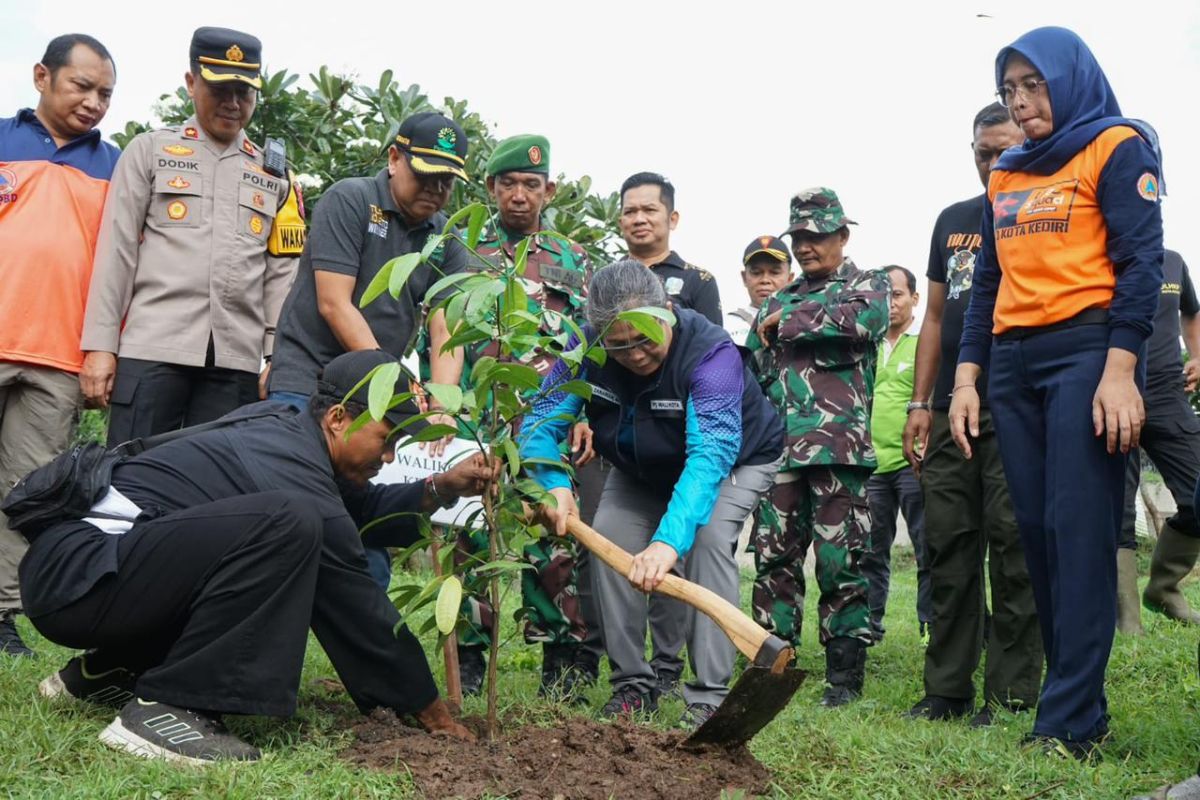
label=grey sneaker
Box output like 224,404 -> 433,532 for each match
100,698 -> 260,765
39,652 -> 137,708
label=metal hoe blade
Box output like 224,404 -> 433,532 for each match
681,666 -> 806,750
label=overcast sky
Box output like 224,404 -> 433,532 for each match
6,1 -> 1198,325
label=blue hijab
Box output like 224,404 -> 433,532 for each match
994,27 -> 1163,183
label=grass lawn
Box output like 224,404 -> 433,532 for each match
2,543 -> 1198,799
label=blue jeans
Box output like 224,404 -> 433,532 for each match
267,390 -> 392,590
987,322 -> 1129,741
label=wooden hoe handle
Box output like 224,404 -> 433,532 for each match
563,516 -> 790,673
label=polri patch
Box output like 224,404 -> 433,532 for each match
249,215 -> 264,235
167,200 -> 188,220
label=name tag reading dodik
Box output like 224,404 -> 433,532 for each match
372,437 -> 485,528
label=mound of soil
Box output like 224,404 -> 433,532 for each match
343,709 -> 772,800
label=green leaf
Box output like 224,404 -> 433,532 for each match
358,259 -> 395,308
556,380 -> 593,400
502,438 -> 520,479
616,307 -> 675,343
387,252 -> 424,299
513,237 -> 532,277
420,232 -> 447,262
424,383 -> 463,414
434,576 -> 462,635
423,271 -> 489,305
367,362 -> 401,421
466,204 -> 488,250
491,363 -> 542,393
442,202 -> 487,236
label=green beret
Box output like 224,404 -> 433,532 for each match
486,134 -> 550,177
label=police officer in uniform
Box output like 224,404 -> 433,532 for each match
80,27 -> 305,444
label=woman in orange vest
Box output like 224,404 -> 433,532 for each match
950,26 -> 1163,758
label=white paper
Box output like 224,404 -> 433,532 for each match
371,437 -> 486,528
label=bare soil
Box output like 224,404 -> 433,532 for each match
342,709 -> 773,800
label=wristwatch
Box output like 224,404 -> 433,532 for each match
905,401 -> 931,413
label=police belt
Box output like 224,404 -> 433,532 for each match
995,307 -> 1109,342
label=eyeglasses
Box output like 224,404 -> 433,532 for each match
996,77 -> 1047,107
602,335 -> 657,354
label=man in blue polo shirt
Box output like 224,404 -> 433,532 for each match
0,33 -> 119,656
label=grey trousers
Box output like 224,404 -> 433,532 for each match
0,362 -> 81,616
592,459 -> 779,706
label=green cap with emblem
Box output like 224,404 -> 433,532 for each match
394,112 -> 469,181
783,187 -> 857,236
486,134 -> 550,177
189,27 -> 263,89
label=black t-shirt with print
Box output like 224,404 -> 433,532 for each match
1145,250 -> 1198,401
926,194 -> 986,411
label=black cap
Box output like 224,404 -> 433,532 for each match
394,112 -> 469,180
743,235 -> 792,265
316,351 -> 426,434
190,27 -> 263,89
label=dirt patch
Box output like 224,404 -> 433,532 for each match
343,709 -> 773,800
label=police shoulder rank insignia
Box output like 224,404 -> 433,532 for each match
436,127 -> 457,154
1137,172 -> 1159,202
163,144 -> 194,156
528,145 -> 543,166
249,215 -> 264,235
166,176 -> 191,190
182,126 -> 200,140
167,200 -> 188,220
226,45 -> 244,62
241,139 -> 257,158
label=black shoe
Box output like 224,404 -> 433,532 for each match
819,637 -> 866,708
457,645 -> 486,697
539,644 -> 587,705
969,702 -> 1029,728
907,695 -> 973,721
650,670 -> 681,703
40,652 -> 137,708
572,646 -> 601,688
99,698 -> 260,765
678,702 -> 719,731
0,617 -> 33,657
1020,731 -> 1104,761
600,686 -> 657,718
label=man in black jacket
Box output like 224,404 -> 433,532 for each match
21,350 -> 492,765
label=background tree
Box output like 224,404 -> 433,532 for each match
112,67 -> 624,267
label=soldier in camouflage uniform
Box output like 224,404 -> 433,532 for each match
746,187 -> 890,707
450,135 -> 595,699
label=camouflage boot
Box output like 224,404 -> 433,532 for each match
820,637 -> 866,707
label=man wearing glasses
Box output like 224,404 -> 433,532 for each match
266,111 -> 469,588
81,27 -> 305,444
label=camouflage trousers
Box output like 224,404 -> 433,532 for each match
751,465 -> 873,646
455,526 -> 587,647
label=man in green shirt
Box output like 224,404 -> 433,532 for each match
862,266 -> 930,642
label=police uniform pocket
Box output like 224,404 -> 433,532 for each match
151,171 -> 203,227
237,183 -> 276,244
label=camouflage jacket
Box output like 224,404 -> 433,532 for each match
746,258 -> 889,470
468,218 -> 593,378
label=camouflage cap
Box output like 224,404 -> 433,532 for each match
487,134 -> 550,177
783,187 -> 857,236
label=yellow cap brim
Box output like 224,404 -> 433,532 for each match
409,154 -> 468,181
199,66 -> 263,90
743,247 -> 791,265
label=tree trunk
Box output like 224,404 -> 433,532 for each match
483,459 -> 501,742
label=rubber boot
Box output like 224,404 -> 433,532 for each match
1116,548 -> 1145,636
819,637 -> 866,707
1143,524 -> 1200,625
